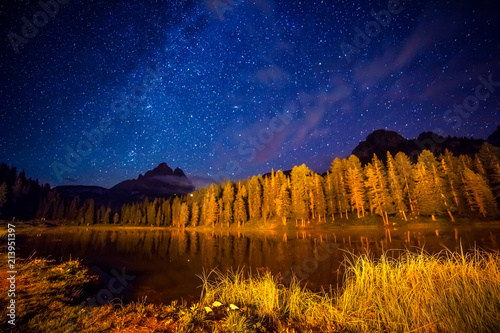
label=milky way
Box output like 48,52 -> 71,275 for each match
0,0 -> 499,188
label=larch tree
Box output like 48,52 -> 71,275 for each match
113,212 -> 120,224
440,150 -> 466,214
147,200 -> 157,226
262,176 -> 274,223
190,201 -> 200,227
172,197 -> 182,227
291,164 -> 312,225
102,206 -> 111,224
217,198 -> 224,225
459,154 -> 474,171
387,152 -> 408,221
54,200 -> 65,220
394,152 -> 416,214
269,170 -> 278,217
162,199 -> 172,226
276,182 -> 291,225
311,174 -> 327,223
222,181 -> 235,227
364,155 -> 394,225
0,182 -> 7,211
247,176 -> 262,221
205,190 -> 219,228
67,196 -> 80,221
345,155 -> 366,218
234,183 -> 248,227
120,204 -> 130,224
477,143 -> 500,204
414,150 -> 454,221
330,158 -> 350,219
474,155 -> 488,180
324,172 -> 338,222
155,205 -> 163,226
179,203 -> 190,227
462,167 -> 497,217
84,199 -> 95,225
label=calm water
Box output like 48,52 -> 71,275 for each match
17,223 -> 500,304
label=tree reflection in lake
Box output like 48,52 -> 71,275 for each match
19,224 -> 500,304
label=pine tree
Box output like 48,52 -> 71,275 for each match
113,212 -> 120,224
462,167 -> 498,217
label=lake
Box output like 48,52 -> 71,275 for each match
17,223 -> 500,305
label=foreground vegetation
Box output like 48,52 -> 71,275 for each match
2,248 -> 500,332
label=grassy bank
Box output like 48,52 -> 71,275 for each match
2,248 -> 500,332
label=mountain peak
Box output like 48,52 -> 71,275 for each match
173,167 -> 186,177
111,162 -> 194,197
144,163 -> 174,178
352,128 -> 491,164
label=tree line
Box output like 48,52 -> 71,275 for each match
0,163 -> 48,220
26,143 -> 499,227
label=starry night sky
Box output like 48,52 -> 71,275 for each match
1,0 -> 499,188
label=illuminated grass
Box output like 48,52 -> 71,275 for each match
2,248 -> 500,332
338,248 -> 500,332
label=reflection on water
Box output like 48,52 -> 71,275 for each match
18,223 -> 500,304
